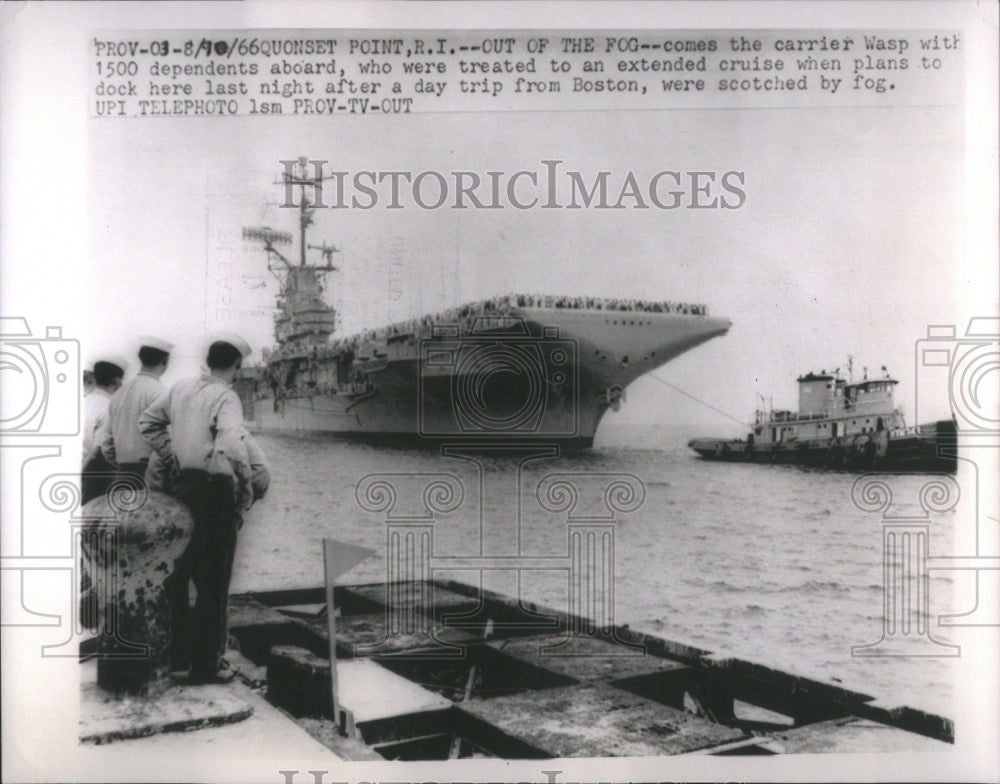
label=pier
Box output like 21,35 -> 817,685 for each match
81,576 -> 951,758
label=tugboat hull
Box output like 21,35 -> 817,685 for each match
689,419 -> 957,472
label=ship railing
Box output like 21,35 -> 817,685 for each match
756,410 -> 905,426
512,294 -> 709,316
755,411 -> 828,424
270,294 -> 710,357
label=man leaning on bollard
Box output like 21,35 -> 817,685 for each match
139,331 -> 267,684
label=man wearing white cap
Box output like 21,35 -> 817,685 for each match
82,362 -> 95,397
100,337 -> 174,482
81,355 -> 128,505
139,331 -> 261,684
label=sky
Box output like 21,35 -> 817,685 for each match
79,100 -> 973,434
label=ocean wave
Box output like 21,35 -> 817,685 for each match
778,579 -> 851,594
684,577 -> 747,593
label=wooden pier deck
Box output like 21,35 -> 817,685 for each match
215,579 -> 953,759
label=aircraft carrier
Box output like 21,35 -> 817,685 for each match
236,161 -> 731,448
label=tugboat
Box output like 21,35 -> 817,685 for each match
688,366 -> 957,472
235,158 -> 732,448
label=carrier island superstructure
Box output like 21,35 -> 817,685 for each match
235,162 -> 731,448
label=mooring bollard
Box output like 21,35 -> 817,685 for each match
81,489 -> 194,694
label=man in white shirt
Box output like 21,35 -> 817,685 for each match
100,337 -> 173,483
81,355 -> 127,505
139,332 -> 261,684
82,362 -> 95,397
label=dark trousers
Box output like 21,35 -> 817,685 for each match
79,450 -> 121,629
170,470 -> 238,675
80,450 -> 116,506
81,458 -> 148,508
116,461 -> 149,483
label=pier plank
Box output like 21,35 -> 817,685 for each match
772,716 -> 951,753
854,698 -> 955,743
455,682 -> 745,757
331,612 -> 478,657
266,646 -> 452,747
699,654 -> 875,724
227,594 -> 329,661
490,633 -> 689,683
80,682 -> 253,744
79,660 -> 344,762
339,659 -> 452,723
342,582 -> 481,618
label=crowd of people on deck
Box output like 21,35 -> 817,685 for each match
513,294 -> 708,315
263,294 -> 709,366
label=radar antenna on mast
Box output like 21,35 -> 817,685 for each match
242,227 -> 293,277
308,241 -> 340,271
272,156 -> 343,267
243,158 -> 342,346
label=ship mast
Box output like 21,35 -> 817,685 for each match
242,158 -> 341,347
278,156 -> 340,272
